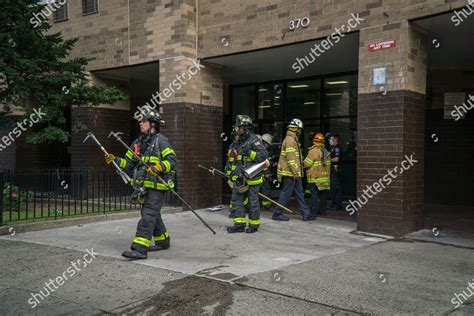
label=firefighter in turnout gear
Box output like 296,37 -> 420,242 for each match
304,132 -> 331,217
104,109 -> 177,260
227,115 -> 268,233
225,128 -> 249,215
272,118 -> 314,221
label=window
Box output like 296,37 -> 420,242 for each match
257,83 -> 283,121
53,1 -> 68,22
285,79 -> 321,120
82,0 -> 99,15
231,86 -> 256,119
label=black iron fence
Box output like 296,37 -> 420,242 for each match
0,169 -> 177,225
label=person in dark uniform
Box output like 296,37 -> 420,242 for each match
329,133 -> 343,210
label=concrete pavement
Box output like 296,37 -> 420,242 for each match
0,208 -> 473,315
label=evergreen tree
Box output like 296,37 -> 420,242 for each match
0,0 -> 126,143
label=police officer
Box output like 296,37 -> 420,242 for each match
329,133 -> 343,210
227,115 -> 268,233
105,109 -> 177,260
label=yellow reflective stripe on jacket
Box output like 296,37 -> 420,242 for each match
246,150 -> 257,161
154,231 -> 169,241
277,170 -> 293,177
162,147 -> 175,157
126,150 -> 135,160
246,175 -> 263,186
130,179 -> 174,191
132,237 -> 150,247
142,156 -> 161,164
249,219 -> 260,226
304,157 -> 314,165
162,160 -> 171,173
231,165 -> 237,170
119,158 -> 126,169
237,155 -> 242,160
243,197 -> 249,205
262,200 -> 271,206
231,175 -> 238,181
229,157 -> 235,162
233,217 -> 246,224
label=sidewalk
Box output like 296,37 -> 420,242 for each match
0,208 -> 473,315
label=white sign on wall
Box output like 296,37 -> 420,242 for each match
372,67 -> 387,85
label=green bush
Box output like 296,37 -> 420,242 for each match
2,183 -> 34,211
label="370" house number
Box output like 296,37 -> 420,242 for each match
289,17 -> 310,30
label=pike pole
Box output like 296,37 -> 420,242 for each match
197,164 -> 294,214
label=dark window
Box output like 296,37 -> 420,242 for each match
82,0 -> 99,15
53,1 -> 68,22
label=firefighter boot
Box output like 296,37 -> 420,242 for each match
149,240 -> 170,252
245,227 -> 258,234
227,226 -> 245,233
122,250 -> 147,260
272,214 -> 289,221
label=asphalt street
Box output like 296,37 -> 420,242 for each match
0,209 -> 473,315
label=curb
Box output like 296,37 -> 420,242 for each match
0,206 -> 183,236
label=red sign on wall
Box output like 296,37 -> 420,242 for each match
368,40 -> 396,52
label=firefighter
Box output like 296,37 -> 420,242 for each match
260,134 -> 274,209
225,128 -> 249,216
304,132 -> 331,217
227,115 -> 268,233
105,109 -> 177,260
272,118 -> 314,221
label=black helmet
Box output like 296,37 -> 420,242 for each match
142,108 -> 162,125
234,115 -> 253,128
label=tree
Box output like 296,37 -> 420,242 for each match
0,0 -> 126,144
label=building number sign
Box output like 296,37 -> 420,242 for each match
289,17 -> 310,30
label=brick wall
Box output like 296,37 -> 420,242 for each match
160,103 -> 223,208
198,0 -> 470,58
71,107 -> 131,169
356,22 -> 427,237
357,90 -> 425,236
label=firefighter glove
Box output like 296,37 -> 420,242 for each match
105,154 -> 116,164
146,163 -> 163,176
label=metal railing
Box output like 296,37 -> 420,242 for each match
0,169 -> 177,225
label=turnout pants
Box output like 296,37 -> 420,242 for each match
131,189 -> 170,254
272,177 -> 311,217
309,184 -> 329,216
229,184 -> 261,229
260,177 -> 272,209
